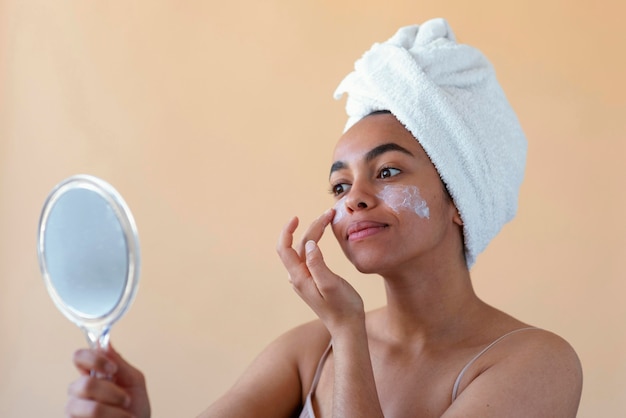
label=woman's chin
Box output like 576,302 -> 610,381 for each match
348,253 -> 389,275
341,243 -> 401,274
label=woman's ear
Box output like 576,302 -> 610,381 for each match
452,206 -> 463,226
442,182 -> 463,226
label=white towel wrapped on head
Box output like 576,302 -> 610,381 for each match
334,17 -> 527,268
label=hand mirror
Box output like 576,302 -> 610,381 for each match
37,174 -> 140,350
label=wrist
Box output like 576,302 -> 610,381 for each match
327,315 -> 367,344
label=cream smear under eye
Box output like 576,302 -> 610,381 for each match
333,196 -> 348,224
377,185 -> 430,219
332,185 -> 429,224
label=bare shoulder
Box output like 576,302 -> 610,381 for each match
520,327 -> 580,358
447,327 -> 583,417
276,318 -> 331,350
245,318 -> 331,381
199,320 -> 330,418
499,328 -> 582,383
274,319 -> 332,387
498,328 -> 583,413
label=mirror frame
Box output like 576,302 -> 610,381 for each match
37,174 -> 141,343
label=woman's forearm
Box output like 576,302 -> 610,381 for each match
330,320 -> 384,418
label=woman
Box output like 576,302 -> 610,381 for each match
67,18 -> 583,418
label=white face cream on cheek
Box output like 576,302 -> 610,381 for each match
377,185 -> 430,219
333,196 -> 348,224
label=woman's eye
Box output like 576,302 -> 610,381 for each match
331,183 -> 351,196
379,167 -> 401,179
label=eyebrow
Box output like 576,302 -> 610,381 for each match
329,142 -> 414,177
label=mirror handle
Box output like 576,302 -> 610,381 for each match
83,327 -> 112,379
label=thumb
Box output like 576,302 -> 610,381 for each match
305,239 -> 324,266
304,240 -> 334,288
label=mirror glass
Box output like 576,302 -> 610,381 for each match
37,174 -> 140,349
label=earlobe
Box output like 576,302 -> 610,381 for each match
452,208 -> 463,226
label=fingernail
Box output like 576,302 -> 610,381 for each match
305,240 -> 316,254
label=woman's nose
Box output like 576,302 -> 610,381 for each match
345,181 -> 376,213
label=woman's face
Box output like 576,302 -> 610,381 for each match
329,112 -> 462,275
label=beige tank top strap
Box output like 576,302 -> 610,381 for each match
451,327 -> 539,402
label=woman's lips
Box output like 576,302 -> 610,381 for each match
346,221 -> 389,241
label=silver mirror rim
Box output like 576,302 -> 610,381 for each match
37,174 -> 141,333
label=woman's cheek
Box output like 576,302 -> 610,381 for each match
377,185 -> 430,219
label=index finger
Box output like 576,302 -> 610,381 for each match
73,348 -> 117,376
276,216 -> 305,274
294,208 -> 335,258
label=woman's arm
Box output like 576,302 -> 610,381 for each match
197,321 -> 328,418
276,211 -> 385,418
68,323 -> 327,418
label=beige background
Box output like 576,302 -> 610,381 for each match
1,0 -> 624,416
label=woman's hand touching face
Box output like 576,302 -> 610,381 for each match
277,209 -> 365,332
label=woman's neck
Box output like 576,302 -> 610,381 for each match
375,261 -> 483,345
